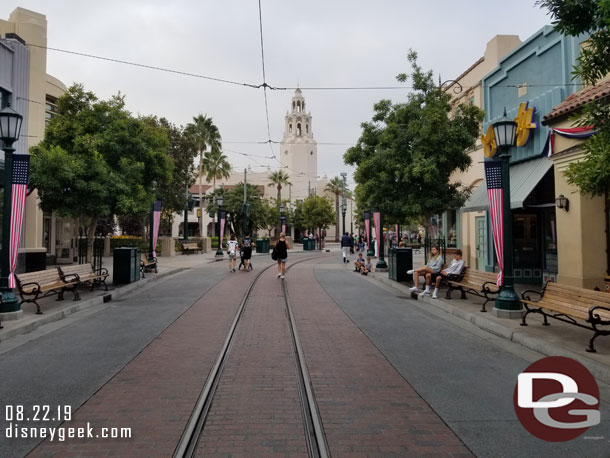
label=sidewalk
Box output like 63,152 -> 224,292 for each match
0,246 -> 323,345
347,258 -> 610,385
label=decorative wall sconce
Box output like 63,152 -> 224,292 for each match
555,194 -> 569,212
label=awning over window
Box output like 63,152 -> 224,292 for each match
462,156 -> 554,212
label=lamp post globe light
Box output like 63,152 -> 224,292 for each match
0,104 -> 24,316
215,195 -> 224,256
492,109 -> 521,317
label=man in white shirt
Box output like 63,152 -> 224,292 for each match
227,234 -> 239,272
432,249 -> 465,299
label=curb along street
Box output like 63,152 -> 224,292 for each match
0,266 -> 188,344
365,269 -> 610,386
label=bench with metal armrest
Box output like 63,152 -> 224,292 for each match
521,282 -> 610,353
445,268 -> 500,312
16,268 -> 80,314
140,253 -> 158,278
59,264 -> 109,291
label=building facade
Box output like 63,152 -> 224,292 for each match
0,8 -> 68,267
463,25 -> 588,285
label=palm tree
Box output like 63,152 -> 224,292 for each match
325,176 -> 344,242
202,146 -> 232,189
185,114 -> 222,236
268,170 -> 291,206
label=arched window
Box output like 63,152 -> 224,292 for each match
292,101 -> 295,110
297,101 -> 301,112
289,124 -> 292,134
297,123 -> 302,136
306,124 -> 309,134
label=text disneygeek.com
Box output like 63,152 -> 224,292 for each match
4,422 -> 132,441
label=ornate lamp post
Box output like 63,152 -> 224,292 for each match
491,110 -> 521,316
215,195 -> 224,256
279,204 -> 286,234
0,104 -> 24,315
375,211 -> 388,270
340,202 -> 347,236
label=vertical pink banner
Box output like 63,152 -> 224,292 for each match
219,211 -> 226,249
364,211 -> 370,244
152,198 -> 162,258
395,224 -> 398,239
373,212 -> 381,257
9,154 -> 30,288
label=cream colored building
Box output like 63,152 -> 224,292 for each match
0,8 -> 68,266
445,35 -> 521,269
541,77 -> 610,289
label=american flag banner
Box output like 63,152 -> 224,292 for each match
152,198 -> 162,258
364,211 -> 370,244
485,161 -> 504,286
219,211 -> 226,247
9,154 -> 30,288
373,212 -> 381,258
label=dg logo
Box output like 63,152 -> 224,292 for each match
514,356 -> 601,441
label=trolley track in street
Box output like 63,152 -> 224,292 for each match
173,253 -> 331,458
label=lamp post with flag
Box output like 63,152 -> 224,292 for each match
149,198 -> 162,261
0,104 -> 25,316
487,109 -> 522,316
215,196 -> 224,257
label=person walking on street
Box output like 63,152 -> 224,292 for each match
242,233 -> 253,271
227,234 -> 239,272
341,232 -> 353,263
275,232 -> 289,279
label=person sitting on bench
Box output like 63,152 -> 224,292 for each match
354,253 -> 365,272
430,249 -> 465,299
408,246 -> 443,296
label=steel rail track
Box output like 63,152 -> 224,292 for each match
173,253 -> 331,458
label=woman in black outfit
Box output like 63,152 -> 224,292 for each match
275,232 -> 289,279
242,233 -> 253,271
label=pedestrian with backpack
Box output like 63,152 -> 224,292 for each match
242,233 -> 253,271
227,234 -> 239,273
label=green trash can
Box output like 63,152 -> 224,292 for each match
113,247 -> 141,284
302,238 -> 314,251
256,239 -> 270,253
390,247 -> 413,282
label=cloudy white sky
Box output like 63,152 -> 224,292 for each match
2,1 -> 552,188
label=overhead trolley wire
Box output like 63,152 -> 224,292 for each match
256,0 -> 276,160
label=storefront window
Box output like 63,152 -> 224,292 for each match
446,210 -> 457,248
543,209 -> 558,272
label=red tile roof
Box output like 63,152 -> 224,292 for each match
543,79 -> 610,124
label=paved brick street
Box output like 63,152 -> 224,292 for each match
0,250 -> 607,458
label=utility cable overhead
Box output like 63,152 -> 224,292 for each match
257,0 -> 276,160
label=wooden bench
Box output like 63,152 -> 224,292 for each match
181,242 -> 201,255
59,264 -> 109,291
16,269 -> 80,314
521,282 -> 610,353
140,253 -> 158,278
445,268 -> 500,312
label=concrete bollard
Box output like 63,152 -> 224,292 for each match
160,237 -> 175,257
104,237 -> 111,257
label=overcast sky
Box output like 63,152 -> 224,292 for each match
1,1 -> 552,188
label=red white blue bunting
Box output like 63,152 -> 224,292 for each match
544,126 -> 596,157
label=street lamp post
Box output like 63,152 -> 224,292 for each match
279,205 -> 285,234
183,182 -> 189,242
491,110 -> 522,316
375,211 -> 388,270
215,196 -> 224,256
340,203 -> 347,236
0,104 -> 24,315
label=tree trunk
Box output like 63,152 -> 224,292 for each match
86,217 -> 97,264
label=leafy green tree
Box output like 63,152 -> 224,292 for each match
344,51 -> 484,232
538,0 -> 610,197
205,184 -> 265,237
30,84 -> 173,256
324,176 -> 344,241
301,194 -> 335,249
